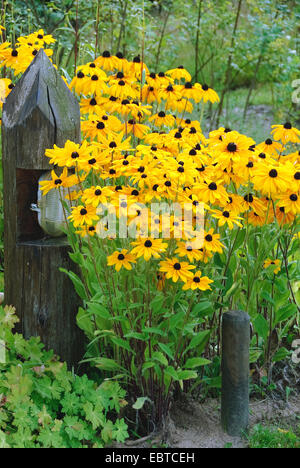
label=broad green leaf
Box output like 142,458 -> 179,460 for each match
177,370 -> 197,380
184,357 -> 211,368
254,314 -> 269,341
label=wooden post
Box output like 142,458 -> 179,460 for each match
221,310 -> 250,436
2,49 -> 84,367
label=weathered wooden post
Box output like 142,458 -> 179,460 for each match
2,49 -> 84,366
221,310 -> 250,436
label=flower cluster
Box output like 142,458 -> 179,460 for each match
2,30 -> 299,292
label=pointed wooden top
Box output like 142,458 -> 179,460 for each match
2,49 -> 80,170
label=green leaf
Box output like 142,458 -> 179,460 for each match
165,366 -> 179,381
272,347 -> 290,363
133,397 -> 151,410
254,314 -> 269,341
152,351 -> 168,367
111,336 -> 134,354
185,330 -> 210,354
184,357 -> 211,368
142,327 -> 166,336
274,303 -> 297,325
95,358 -> 122,371
59,268 -> 87,300
158,343 -> 174,360
177,370 -> 197,380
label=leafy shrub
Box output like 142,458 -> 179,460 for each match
0,306 -> 128,448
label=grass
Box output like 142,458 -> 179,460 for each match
247,424 -> 300,448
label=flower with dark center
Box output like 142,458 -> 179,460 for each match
195,143 -> 201,150
88,158 -> 96,165
141,174 -> 147,179
158,111 -> 166,117
224,128 -> 232,133
116,71 -> 124,79
248,144 -> 256,152
269,169 -> 278,178
185,119 -> 191,124
102,50 -> 111,57
279,206 -> 285,213
109,141 -> 117,148
184,82 -> 192,89
8,83 -> 14,89
202,84 -> 209,91
11,49 -> 18,57
158,72 -> 165,77
54,179 -> 62,185
258,152 -> 266,159
165,181 -> 172,187
37,34 -> 43,39
149,72 -> 156,79
131,190 -> 139,196
77,71 -> 84,78
227,142 -> 237,153
167,85 -> 174,91
244,193 -> 254,203
80,208 -> 87,215
109,169 -> 116,174
118,254 -> 125,260
284,122 -> 292,129
173,263 -> 181,270
222,211 -> 230,218
123,160 -> 129,166
94,189 -> 102,196
174,132 -> 182,139
177,166 -> 184,173
121,99 -> 130,105
71,151 -> 79,159
118,80 -> 125,86
208,182 -> 217,191
144,240 -> 152,247
265,138 -> 273,145
133,55 -> 140,63
97,122 -> 105,129
115,185 -> 122,191
116,52 -> 124,59
246,161 -> 254,168
32,49 -> 37,56
193,276 -> 200,283
151,146 -> 157,151
294,171 -> 300,180
290,194 -> 298,201
89,63 -> 96,68
88,226 -> 95,231
178,161 -> 184,166
128,119 -> 135,125
189,127 -> 197,134
205,234 -> 213,242
138,166 -> 145,173
102,115 -> 108,120
152,184 -> 159,191
149,86 -> 154,91
90,98 -> 97,106
109,96 -> 117,101
186,246 -> 193,251
91,75 -> 98,81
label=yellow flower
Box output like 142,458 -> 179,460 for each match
271,123 -> 300,144
68,205 -> 99,227
263,258 -> 281,274
39,167 -> 77,195
107,249 -> 136,271
203,229 -> 224,253
196,83 -> 219,103
45,140 -> 93,168
130,237 -> 167,261
276,192 -> 300,215
212,209 -> 243,229
159,257 -> 195,283
252,162 -> 292,195
182,271 -> 213,290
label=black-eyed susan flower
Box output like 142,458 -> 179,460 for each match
212,209 -> 243,229
166,66 -> 191,82
182,270 -> 213,290
276,192 -> 300,215
131,237 -> 167,261
107,249 -> 136,271
45,140 -> 93,167
256,138 -> 283,156
149,111 -> 175,128
175,240 -> 203,262
203,228 -> 224,253
159,257 -> 195,283
81,186 -> 112,207
271,123 -> 300,144
39,167 -> 78,195
263,258 -> 281,274
196,83 -> 219,103
252,162 -> 292,195
95,50 -> 118,71
69,204 -> 99,227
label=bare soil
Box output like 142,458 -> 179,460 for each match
121,394 -> 300,448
